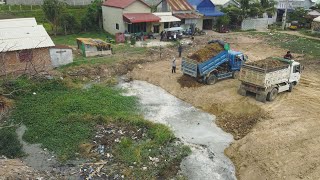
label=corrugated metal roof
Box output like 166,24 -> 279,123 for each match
308,10 -> 320,16
103,0 -> 149,9
0,25 -> 54,52
76,38 -> 111,46
314,16 -> 320,22
123,13 -> 161,23
210,0 -> 230,5
153,12 -> 181,22
0,18 -> 37,29
174,13 -> 201,19
167,0 -> 194,11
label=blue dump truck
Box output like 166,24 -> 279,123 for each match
181,41 -> 247,84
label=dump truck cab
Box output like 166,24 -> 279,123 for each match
289,61 -> 302,85
228,50 -> 246,71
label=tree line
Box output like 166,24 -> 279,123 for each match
42,0 -> 102,35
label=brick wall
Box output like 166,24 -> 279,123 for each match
0,48 -> 53,77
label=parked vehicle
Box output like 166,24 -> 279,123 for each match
289,21 -> 299,30
162,27 -> 183,41
181,41 -> 246,84
238,58 -> 302,102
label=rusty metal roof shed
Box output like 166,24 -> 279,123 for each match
167,0 -> 194,11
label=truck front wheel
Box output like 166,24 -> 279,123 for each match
288,83 -> 293,92
267,88 -> 278,101
232,71 -> 240,79
206,74 -> 217,85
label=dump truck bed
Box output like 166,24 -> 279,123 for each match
239,58 -> 291,88
182,50 -> 228,77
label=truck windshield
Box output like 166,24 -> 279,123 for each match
235,55 -> 243,62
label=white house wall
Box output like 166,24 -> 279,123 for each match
103,1 -> 152,35
102,6 -> 124,34
49,48 -> 73,67
123,1 -> 151,13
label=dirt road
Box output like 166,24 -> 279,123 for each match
130,32 -> 320,179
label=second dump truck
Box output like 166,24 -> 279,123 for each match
238,58 -> 302,102
181,40 -> 246,84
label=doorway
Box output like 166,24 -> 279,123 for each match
203,19 -> 213,30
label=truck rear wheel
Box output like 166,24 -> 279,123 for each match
256,93 -> 267,102
232,71 -> 240,79
238,86 -> 247,96
267,88 -> 278,101
206,74 -> 217,85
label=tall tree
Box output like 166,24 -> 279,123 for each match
42,0 -> 66,36
81,0 -> 102,31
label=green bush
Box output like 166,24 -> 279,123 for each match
0,128 -> 23,158
130,37 -> 136,45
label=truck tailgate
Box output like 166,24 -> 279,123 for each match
181,58 -> 198,77
239,64 -> 290,88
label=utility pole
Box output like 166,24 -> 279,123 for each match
282,0 -> 289,30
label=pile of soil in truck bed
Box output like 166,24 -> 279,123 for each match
188,43 -> 224,62
246,58 -> 288,70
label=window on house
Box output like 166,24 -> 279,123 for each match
18,49 -> 33,62
164,22 -> 169,28
116,23 -> 119,30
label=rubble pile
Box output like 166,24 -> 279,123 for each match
247,58 -> 288,70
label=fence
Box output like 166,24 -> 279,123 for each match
241,18 -> 276,31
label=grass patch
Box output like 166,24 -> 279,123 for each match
59,55 -> 119,69
52,31 -> 114,46
249,32 -> 320,58
57,43 -> 146,69
300,29 -> 320,38
5,77 -> 137,160
0,127 -> 23,158
2,77 -> 190,178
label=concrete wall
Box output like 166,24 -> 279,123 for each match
0,48 -> 52,76
50,48 -> 73,67
102,6 -> 124,35
85,50 -> 112,57
6,0 -> 93,5
241,18 -> 276,30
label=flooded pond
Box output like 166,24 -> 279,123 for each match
119,80 -> 236,180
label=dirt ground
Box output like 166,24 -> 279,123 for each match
129,32 -> 320,179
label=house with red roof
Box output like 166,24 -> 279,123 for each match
155,0 -> 203,30
102,0 -> 161,34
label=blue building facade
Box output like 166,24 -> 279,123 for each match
188,0 -> 224,29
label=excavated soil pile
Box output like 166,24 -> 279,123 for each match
246,58 -> 288,70
177,75 -> 203,88
188,43 -> 224,62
